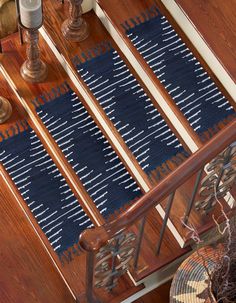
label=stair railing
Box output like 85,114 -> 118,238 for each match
79,120 -> 236,303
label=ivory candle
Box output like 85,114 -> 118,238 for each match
19,0 -> 42,29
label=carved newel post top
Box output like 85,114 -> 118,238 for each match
0,97 -> 12,124
79,226 -> 109,252
61,0 -> 89,42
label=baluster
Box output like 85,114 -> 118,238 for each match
80,227 -> 104,303
195,142 -> 236,213
94,232 -> 136,291
183,168 -> 204,225
133,216 -> 146,270
155,192 -> 175,255
212,144 -> 233,191
107,237 -> 120,291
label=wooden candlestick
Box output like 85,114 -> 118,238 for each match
61,0 -> 89,42
0,97 -> 12,124
20,29 -> 47,83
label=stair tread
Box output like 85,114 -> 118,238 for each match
96,0 -> 236,145
0,71 -> 87,295
35,84 -> 142,220
73,40 -> 233,246
75,43 -> 189,180
0,122 -> 94,255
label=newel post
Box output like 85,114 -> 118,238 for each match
79,226 -> 108,303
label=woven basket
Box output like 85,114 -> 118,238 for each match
170,246 -> 221,303
0,0 -> 17,39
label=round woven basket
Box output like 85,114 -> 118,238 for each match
0,0 -> 17,39
170,246 -> 221,303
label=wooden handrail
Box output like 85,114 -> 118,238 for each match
80,119 -> 236,251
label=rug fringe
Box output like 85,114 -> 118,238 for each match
148,150 -> 189,185
0,119 -> 29,142
72,41 -> 113,67
59,195 -> 140,264
121,4 -> 160,31
199,114 -> 236,143
30,81 -> 70,108
59,242 -> 85,265
105,195 -> 142,222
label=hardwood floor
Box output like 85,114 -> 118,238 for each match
134,281 -> 171,303
175,0 -> 236,83
0,157 -> 75,303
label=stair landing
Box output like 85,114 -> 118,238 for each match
174,0 -> 236,84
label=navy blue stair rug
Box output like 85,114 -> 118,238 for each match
0,120 -> 93,263
33,83 -> 142,223
73,42 -> 189,183
121,5 -> 235,142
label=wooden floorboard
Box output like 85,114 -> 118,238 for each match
0,182 -> 75,303
175,0 -> 236,83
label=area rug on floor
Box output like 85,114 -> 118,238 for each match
0,122 -> 93,257
74,42 -> 189,181
121,5 -> 235,140
34,84 -> 142,220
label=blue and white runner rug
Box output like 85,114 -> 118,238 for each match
0,83 -> 143,263
34,84 -> 142,222
74,43 -> 189,181
121,5 -> 235,140
0,121 -> 93,260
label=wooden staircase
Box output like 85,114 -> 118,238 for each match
0,1 -> 235,302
